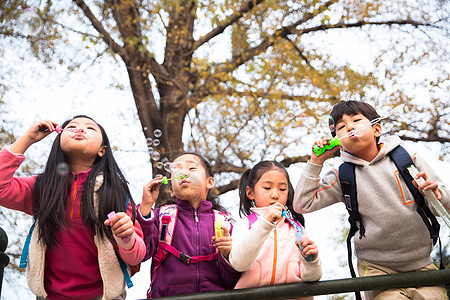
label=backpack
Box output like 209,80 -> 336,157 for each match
150,204 -> 231,289
20,195 -> 135,288
339,145 -> 443,300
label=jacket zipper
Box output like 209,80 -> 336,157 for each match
194,209 -> 200,292
270,228 -> 278,285
70,173 -> 78,219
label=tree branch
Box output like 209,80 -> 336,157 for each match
73,0 -> 125,60
192,0 -> 266,52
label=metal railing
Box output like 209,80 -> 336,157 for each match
157,269 -> 450,300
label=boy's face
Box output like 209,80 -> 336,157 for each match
335,113 -> 382,157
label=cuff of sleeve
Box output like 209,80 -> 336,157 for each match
115,232 -> 136,251
136,204 -> 154,222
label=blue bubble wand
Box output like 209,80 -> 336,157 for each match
282,210 -> 313,261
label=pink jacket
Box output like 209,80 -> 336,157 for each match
229,207 -> 321,296
0,146 -> 146,299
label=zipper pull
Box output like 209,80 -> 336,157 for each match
194,211 -> 199,223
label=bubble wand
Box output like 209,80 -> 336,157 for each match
313,105 -> 404,156
161,174 -> 189,185
55,124 -> 84,134
407,165 -> 450,229
282,210 -> 313,261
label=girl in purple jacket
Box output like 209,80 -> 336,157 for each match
138,153 -> 240,298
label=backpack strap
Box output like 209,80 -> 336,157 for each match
116,194 -> 133,288
389,146 -> 440,245
246,213 -> 259,229
339,162 -> 364,300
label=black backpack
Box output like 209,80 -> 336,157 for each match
339,145 -> 442,300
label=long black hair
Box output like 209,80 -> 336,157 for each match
238,160 -> 305,226
32,115 -> 136,249
157,152 -> 228,214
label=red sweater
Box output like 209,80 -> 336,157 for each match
0,146 -> 145,299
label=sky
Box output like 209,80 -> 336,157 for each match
1,3 -> 450,299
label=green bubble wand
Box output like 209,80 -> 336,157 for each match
161,174 -> 189,184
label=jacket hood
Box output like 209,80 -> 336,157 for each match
340,135 -> 402,166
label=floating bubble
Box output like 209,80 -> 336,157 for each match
327,115 -> 335,132
143,127 -> 148,131
155,174 -> 163,179
315,106 -> 328,119
300,113 -> 307,118
161,157 -> 169,163
164,162 -> 172,172
286,111 -> 295,119
155,162 -> 164,169
19,8 -> 43,36
147,146 -> 154,154
153,139 -> 160,147
154,129 -> 162,138
48,40 -> 54,48
151,151 -> 161,161
146,137 -> 153,146
56,162 -> 70,176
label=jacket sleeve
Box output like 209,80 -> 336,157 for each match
412,152 -> 450,213
229,215 -> 275,272
116,201 -> 147,265
216,222 -> 242,289
300,256 -> 322,282
0,146 -> 35,215
293,161 -> 344,214
136,204 -> 160,262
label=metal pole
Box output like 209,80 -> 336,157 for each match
156,269 -> 450,300
0,227 -> 9,298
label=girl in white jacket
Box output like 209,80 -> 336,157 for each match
229,161 -> 322,295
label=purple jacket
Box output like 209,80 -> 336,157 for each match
138,198 -> 241,298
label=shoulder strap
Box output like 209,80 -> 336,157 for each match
246,213 -> 259,229
19,219 -> 36,269
389,146 -> 440,245
339,162 -> 363,300
116,194 -> 133,288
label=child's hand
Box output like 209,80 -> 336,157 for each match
140,177 -> 163,217
298,237 -> 318,261
263,202 -> 284,224
104,212 -> 135,240
412,171 -> 442,201
212,227 -> 231,260
11,120 -> 58,154
311,137 -> 339,165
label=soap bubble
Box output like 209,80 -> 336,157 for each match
143,127 -> 148,131
155,162 -> 164,169
155,174 -> 163,179
286,111 -> 295,119
19,8 -> 43,36
153,139 -> 160,147
328,115 -> 335,132
48,40 -> 55,48
164,162 -> 172,172
56,162 -> 70,176
147,146 -> 154,154
146,137 -> 153,146
170,161 -> 186,174
154,129 -> 162,138
315,106 -> 328,119
161,157 -> 169,163
151,151 -> 161,161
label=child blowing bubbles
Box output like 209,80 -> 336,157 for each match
138,153 -> 240,298
294,101 -> 449,300
229,161 -> 322,294
0,117 -> 146,300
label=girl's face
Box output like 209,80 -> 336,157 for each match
246,168 -> 288,208
170,154 -> 214,202
60,117 -> 106,164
